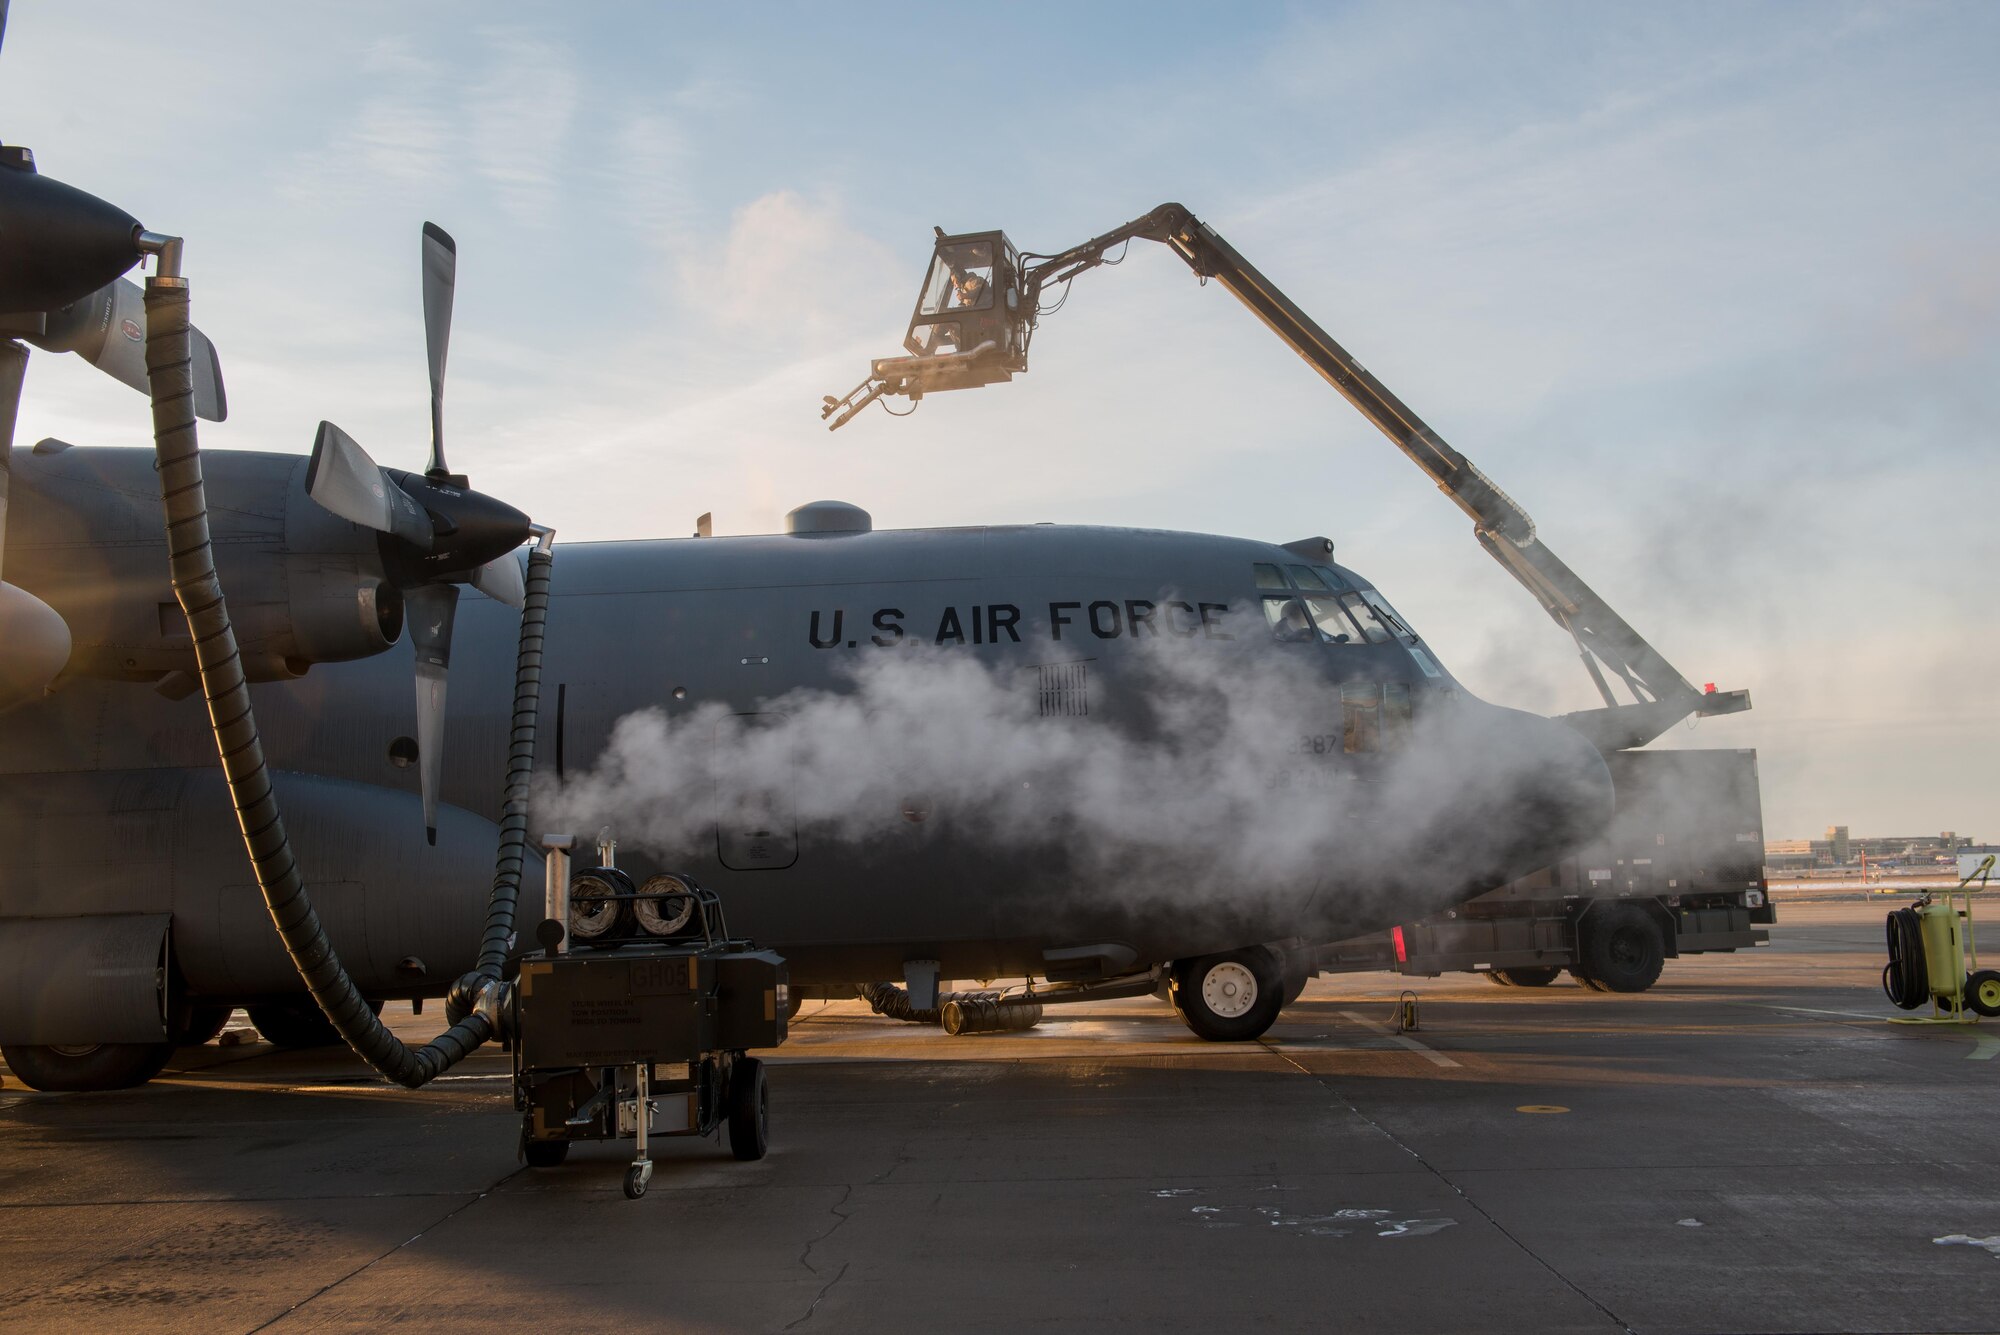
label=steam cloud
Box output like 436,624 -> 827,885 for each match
541,640 -> 1607,931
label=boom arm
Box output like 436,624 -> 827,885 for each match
830,203 -> 1748,748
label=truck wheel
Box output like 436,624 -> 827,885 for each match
1577,904 -> 1665,993
1491,967 -> 1562,988
1967,970 -> 2000,1019
728,1057 -> 769,1161
247,998 -> 381,1048
1569,969 -> 1607,991
1171,947 -> 1284,1041
0,1042 -> 174,1091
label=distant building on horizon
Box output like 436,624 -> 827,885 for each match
1766,828 -> 1979,871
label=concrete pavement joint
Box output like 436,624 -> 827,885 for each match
241,1168 -> 523,1334
1260,1038 -> 1635,1335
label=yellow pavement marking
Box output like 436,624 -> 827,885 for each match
1516,1105 -> 1570,1114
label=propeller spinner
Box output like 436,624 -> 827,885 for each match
304,223 -> 531,842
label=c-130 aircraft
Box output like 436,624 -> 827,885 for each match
0,191 -> 1745,1090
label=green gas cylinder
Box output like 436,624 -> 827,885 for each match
1918,900 -> 1965,1000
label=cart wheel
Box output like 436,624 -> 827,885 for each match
623,1163 -> 648,1199
1967,970 -> 2000,1019
728,1056 -> 768,1161
521,1136 -> 569,1168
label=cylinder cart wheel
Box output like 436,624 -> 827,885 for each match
728,1056 -> 769,1161
1968,970 -> 2000,1019
623,1163 -> 648,1199
1171,947 -> 1285,1042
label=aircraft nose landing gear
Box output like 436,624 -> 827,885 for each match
1170,946 -> 1285,1041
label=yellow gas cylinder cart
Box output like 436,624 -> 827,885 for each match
1884,855 -> 1998,1021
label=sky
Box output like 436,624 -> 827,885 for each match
4,2 -> 1996,840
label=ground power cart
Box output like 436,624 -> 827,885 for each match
512,875 -> 787,1198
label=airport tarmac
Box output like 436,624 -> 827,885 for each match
2,898 -> 1996,1334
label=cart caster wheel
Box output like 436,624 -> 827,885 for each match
728,1056 -> 768,1161
623,1161 -> 652,1199
1968,969 -> 2000,1019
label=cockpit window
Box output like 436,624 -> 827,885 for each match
1364,592 -> 1419,643
1252,563 -> 1288,590
1287,564 -> 1336,591
1266,594 -> 1367,645
1339,593 -> 1394,644
1304,595 -> 1359,644
1263,596 -> 1316,642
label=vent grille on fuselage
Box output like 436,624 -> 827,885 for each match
1036,662 -> 1089,718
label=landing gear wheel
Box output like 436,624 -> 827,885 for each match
171,1005 -> 233,1047
728,1056 -> 769,1161
247,998 -> 382,1048
623,1163 -> 649,1199
0,1042 -> 174,1091
1171,947 -> 1284,1042
1491,967 -> 1562,988
1967,970 -> 2000,1019
521,1136 -> 569,1168
1576,904 -> 1666,993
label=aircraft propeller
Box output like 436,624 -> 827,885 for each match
304,223 -> 531,843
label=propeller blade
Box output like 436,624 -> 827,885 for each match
306,422 -> 433,548
420,222 -> 455,478
407,582 -> 460,846
30,278 -> 225,421
468,550 -> 525,608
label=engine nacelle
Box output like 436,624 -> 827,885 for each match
0,580 -> 71,713
3,442 -> 403,683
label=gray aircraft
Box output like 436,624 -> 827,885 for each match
0,200 -> 1738,1092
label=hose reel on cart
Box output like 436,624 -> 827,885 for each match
1883,856 -> 1999,1022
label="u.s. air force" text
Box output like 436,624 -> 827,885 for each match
807,601 -> 1233,648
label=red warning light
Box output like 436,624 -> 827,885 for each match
1392,925 -> 1408,963
1703,682 -> 1716,694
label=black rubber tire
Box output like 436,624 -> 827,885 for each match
247,998 -> 382,1049
1486,971 -> 1516,986
623,1163 -> 648,1199
1967,969 -> 2000,1019
0,1042 -> 174,1092
1492,967 -> 1562,988
1569,968 -> 1609,991
1171,946 -> 1285,1042
522,1136 -> 570,1168
728,1057 -> 769,1161
171,1005 -> 233,1047
1576,903 -> 1666,993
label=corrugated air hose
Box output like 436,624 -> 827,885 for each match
1882,907 -> 1928,1011
857,982 -> 1006,1025
143,270 -> 548,1088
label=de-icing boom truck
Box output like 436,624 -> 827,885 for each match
824,202 -> 1773,998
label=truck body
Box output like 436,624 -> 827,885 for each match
1308,748 -> 1772,988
